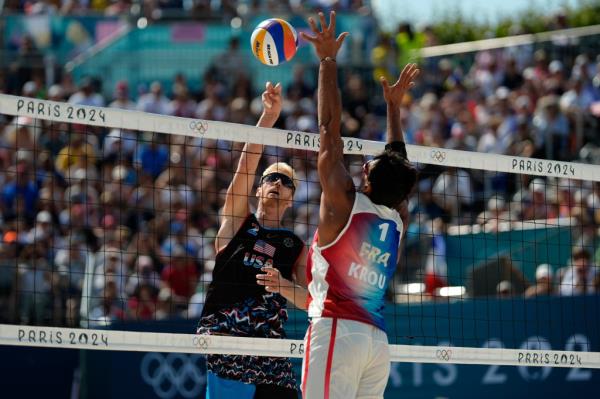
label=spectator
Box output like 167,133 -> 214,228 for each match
2,153 -> 39,221
4,117 -> 36,155
134,132 -> 169,179
395,22 -> 424,68
160,245 -> 198,305
54,238 -> 88,326
93,248 -> 128,301
103,128 -> 137,163
154,287 -> 178,320
55,129 -> 97,175
0,232 -> 18,322
127,284 -> 157,320
370,33 -> 396,84
559,248 -> 597,296
525,178 -> 555,220
187,286 -> 206,319
432,167 -> 474,223
137,81 -> 171,114
17,248 -> 52,324
424,218 -> 448,296
167,83 -> 196,118
109,81 -> 136,110
126,255 -> 160,296
560,77 -> 595,113
497,280 -> 513,298
27,210 -> 52,238
196,80 -> 228,121
210,37 -> 247,89
68,77 -> 105,107
525,264 -> 556,298
7,36 -> 43,95
286,64 -> 314,100
477,195 -> 510,232
501,57 -> 524,90
89,279 -> 125,326
105,0 -> 131,16
533,95 -> 569,160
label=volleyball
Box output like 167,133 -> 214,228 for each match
251,18 -> 298,66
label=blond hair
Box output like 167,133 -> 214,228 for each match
261,162 -> 299,190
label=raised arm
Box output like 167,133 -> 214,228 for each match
380,63 -> 420,144
380,64 -> 419,231
215,82 -> 282,252
301,12 -> 354,245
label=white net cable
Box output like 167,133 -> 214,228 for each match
2,324 -> 599,368
1,93 -> 599,181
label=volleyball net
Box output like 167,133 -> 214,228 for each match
0,93 -> 599,370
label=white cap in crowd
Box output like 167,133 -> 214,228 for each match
535,264 -> 553,280
36,210 -> 53,224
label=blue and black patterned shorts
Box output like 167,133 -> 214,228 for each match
197,294 -> 297,390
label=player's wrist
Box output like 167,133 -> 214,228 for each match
385,98 -> 403,108
260,111 -> 279,122
320,56 -> 336,63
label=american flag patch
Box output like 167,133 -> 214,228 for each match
253,240 -> 276,257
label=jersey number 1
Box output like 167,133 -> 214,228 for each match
378,223 -> 389,242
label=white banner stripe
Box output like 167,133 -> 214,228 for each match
1,324 -> 599,368
1,94 -> 599,181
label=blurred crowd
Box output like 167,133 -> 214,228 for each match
2,0 -> 368,19
1,10 -> 600,328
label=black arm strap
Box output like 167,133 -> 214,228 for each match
385,141 -> 408,159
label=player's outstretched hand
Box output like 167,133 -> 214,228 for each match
300,11 -> 349,61
380,63 -> 420,107
256,266 -> 293,293
261,81 -> 282,120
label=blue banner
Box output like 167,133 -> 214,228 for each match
444,226 -> 572,286
0,295 -> 598,398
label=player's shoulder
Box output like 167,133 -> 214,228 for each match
355,193 -> 402,222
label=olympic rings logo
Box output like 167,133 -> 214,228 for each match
140,353 -> 206,399
189,120 -> 209,135
430,149 -> 447,163
435,349 -> 452,361
192,335 -> 210,350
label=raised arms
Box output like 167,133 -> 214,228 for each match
215,82 -> 282,252
301,11 -> 353,246
381,64 -> 420,234
380,63 -> 420,144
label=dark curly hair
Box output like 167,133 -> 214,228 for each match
366,150 -> 418,209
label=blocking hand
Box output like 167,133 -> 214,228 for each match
380,63 -> 420,107
300,11 -> 349,61
261,81 -> 282,118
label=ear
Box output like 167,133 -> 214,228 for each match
363,176 -> 371,193
256,185 -> 262,198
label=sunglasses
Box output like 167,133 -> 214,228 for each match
261,172 -> 295,191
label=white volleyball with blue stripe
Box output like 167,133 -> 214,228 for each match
251,18 -> 298,66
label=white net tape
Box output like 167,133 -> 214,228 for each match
2,324 -> 599,368
1,93 -> 599,181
